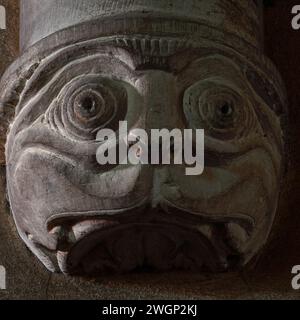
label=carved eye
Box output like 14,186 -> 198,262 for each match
198,90 -> 238,130
184,82 -> 255,140
46,77 -> 127,141
70,84 -> 117,129
216,102 -> 234,118
74,90 -> 105,121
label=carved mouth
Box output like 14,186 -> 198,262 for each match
47,208 -> 254,275
56,222 -> 222,275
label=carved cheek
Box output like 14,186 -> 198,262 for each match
163,148 -> 277,223
10,146 -> 150,223
159,76 -> 283,225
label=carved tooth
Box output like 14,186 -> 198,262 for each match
57,251 -> 69,274
49,225 -> 75,249
72,220 -> 113,241
225,223 -> 249,251
49,226 -> 63,236
198,224 -> 213,240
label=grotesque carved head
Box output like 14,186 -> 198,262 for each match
0,0 -> 287,275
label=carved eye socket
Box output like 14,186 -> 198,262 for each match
47,77 -> 127,141
184,82 -> 255,140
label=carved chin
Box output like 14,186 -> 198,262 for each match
46,211 -> 253,276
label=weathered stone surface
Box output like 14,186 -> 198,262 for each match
0,0 -> 288,277
0,0 -> 299,300
20,0 -> 264,52
0,0 -> 19,164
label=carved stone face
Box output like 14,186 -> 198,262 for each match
0,2 -> 286,275
2,35 -> 286,275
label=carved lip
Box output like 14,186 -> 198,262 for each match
46,199 -> 149,232
46,199 -> 255,235
161,200 -> 255,234
57,222 -> 223,276
45,202 -> 254,275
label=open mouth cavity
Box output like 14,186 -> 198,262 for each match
46,210 -> 252,276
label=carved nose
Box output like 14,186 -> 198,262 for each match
135,71 -> 183,130
135,71 -> 184,168
146,139 -> 176,165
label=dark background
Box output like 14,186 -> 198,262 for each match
0,0 -> 300,299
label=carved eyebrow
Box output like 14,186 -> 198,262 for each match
112,36 -> 192,56
16,46 -> 137,109
108,36 -> 193,71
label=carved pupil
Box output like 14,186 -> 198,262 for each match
216,101 -> 234,119
220,103 -> 231,115
201,96 -> 237,130
74,91 -> 104,120
80,96 -> 96,113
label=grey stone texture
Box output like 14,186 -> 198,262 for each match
0,0 -> 299,299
